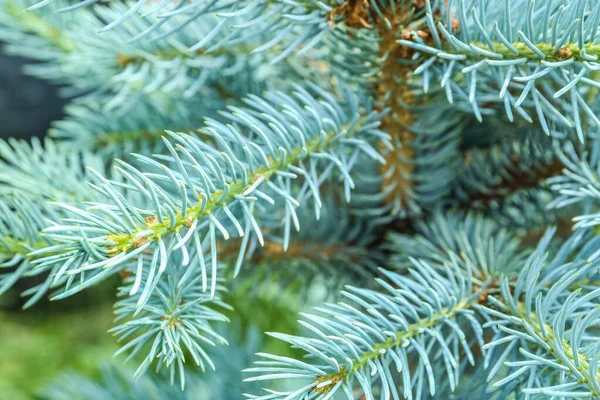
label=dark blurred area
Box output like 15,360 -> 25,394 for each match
0,52 -> 67,139
0,51 -> 116,400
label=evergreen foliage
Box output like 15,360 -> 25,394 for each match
1,0 -> 600,398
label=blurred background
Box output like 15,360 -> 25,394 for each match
0,50 -> 118,399
0,53 -> 66,139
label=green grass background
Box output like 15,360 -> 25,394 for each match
0,283 -> 117,399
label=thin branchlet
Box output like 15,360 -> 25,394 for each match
312,297 -> 472,394
106,118 -> 364,256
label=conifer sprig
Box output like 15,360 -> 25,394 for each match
32,86 -> 388,301
548,140 -> 600,213
0,1 -> 281,108
0,139 -> 105,306
245,261 -> 485,399
112,257 -> 230,389
399,0 -> 600,140
246,218 -> 600,399
0,194 -> 55,301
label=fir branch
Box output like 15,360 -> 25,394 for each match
0,194 -> 55,299
548,139 -> 600,212
479,247 -> 600,398
308,297 -> 473,396
104,122 -> 358,257
18,0 -> 330,52
0,138 -> 107,305
246,220 -> 600,399
112,257 -> 230,388
0,1 -> 281,108
244,258 -> 487,398
32,86 -> 389,302
399,0 -> 600,140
